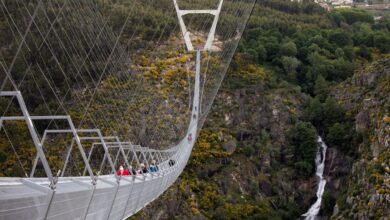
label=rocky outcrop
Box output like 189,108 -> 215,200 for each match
324,148 -> 350,194
356,110 -> 370,133
133,65 -> 315,219
331,57 -> 390,219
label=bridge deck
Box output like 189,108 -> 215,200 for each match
0,160 -> 182,220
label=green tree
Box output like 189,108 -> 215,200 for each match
304,97 -> 323,128
335,48 -> 345,58
281,56 -> 300,82
279,41 -> 297,57
352,23 -> 373,46
342,46 -> 355,61
329,58 -> 355,82
327,29 -> 352,48
289,122 -> 318,177
248,49 -> 259,62
264,37 -> 280,61
256,45 -> 267,63
373,32 -> 390,53
327,122 -> 357,153
314,75 -> 329,102
322,97 -> 345,129
330,8 -> 374,25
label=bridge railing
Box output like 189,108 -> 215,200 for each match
0,91 -> 95,188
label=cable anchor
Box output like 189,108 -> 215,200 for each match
50,170 -> 61,190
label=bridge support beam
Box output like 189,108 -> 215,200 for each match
173,0 -> 223,51
0,91 -> 54,186
26,120 -> 95,184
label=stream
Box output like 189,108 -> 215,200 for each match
302,136 -> 328,220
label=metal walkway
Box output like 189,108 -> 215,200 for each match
0,50 -> 201,220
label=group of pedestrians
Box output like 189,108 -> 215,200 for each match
116,160 -> 159,176
116,123 -> 196,177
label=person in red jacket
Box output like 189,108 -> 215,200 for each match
117,165 -> 130,176
187,133 -> 193,142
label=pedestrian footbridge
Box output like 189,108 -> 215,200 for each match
0,50 -> 200,220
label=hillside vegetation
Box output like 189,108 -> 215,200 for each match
132,1 -> 390,219
0,0 -> 389,219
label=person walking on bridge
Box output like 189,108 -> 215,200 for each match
117,165 -> 130,176
187,133 -> 193,142
139,163 -> 148,174
149,160 -> 159,172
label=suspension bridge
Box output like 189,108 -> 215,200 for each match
0,0 -> 256,219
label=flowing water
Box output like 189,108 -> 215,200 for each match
302,136 -> 328,220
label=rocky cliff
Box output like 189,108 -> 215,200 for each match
130,56 -> 390,220
330,56 -> 390,219
131,57 -> 323,219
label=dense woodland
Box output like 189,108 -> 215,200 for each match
239,1 -> 389,178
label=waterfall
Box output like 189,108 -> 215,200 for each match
302,136 -> 328,220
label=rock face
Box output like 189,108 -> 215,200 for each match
133,63 -> 317,219
324,147 -> 350,194
352,70 -> 378,87
331,57 -> 390,219
133,57 -> 390,220
355,110 -> 370,133
130,57 -> 390,220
